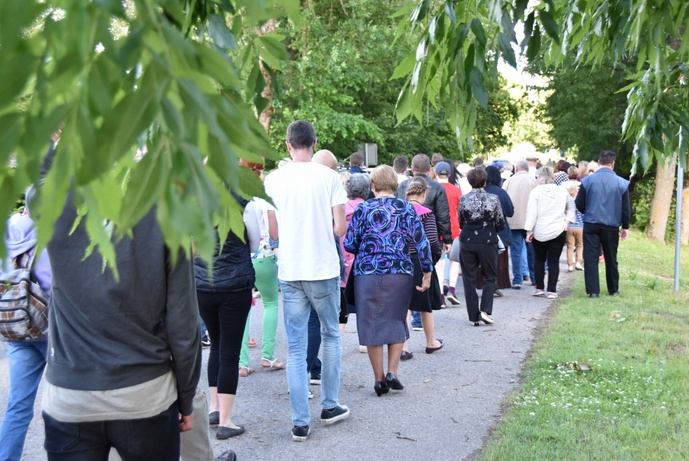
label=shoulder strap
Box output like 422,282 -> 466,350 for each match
15,248 -> 37,270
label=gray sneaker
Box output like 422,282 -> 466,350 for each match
321,405 -> 350,424
291,425 -> 311,442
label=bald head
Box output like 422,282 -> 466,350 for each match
313,149 -> 338,171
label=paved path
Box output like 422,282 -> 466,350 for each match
0,264 -> 575,461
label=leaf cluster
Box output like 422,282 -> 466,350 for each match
0,0 -> 300,267
394,0 -> 689,170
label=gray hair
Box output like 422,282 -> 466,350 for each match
515,160 -> 529,172
345,173 -> 370,200
536,166 -> 554,184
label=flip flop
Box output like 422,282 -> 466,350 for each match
260,358 -> 285,370
238,366 -> 255,377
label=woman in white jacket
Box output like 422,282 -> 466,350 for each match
525,167 -> 577,299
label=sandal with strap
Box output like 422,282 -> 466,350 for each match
260,358 -> 285,370
238,366 -> 255,377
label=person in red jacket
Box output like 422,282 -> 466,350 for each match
434,161 -> 462,305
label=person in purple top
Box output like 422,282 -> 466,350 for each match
0,187 -> 52,461
344,166 -> 431,397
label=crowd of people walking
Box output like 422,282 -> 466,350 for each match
0,121 -> 630,461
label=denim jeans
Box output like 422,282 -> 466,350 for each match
280,277 -> 342,426
43,403 -> 180,461
524,241 -> 535,281
509,230 -> 526,285
306,307 -> 322,376
0,341 -> 47,461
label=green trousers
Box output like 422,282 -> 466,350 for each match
239,256 -> 279,367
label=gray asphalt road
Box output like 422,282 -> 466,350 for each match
0,264 -> 574,461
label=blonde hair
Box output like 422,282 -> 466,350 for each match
369,165 -> 398,194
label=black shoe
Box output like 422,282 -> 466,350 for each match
321,405 -> 350,424
291,425 -> 310,442
610,290 -> 620,296
214,450 -> 237,461
208,411 -> 219,425
217,426 -> 245,439
309,373 -> 321,385
588,293 -> 599,298
374,381 -> 390,396
472,321 -> 480,326
400,350 -> 414,361
385,372 -> 404,390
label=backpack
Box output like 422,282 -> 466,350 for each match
0,250 -> 48,341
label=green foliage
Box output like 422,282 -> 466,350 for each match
630,173 -> 678,242
395,0 -> 688,170
267,0 -> 517,165
0,0 -> 300,266
534,56 -> 636,176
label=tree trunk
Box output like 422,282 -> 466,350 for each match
256,19 -> 277,136
646,153 -> 677,242
681,159 -> 689,245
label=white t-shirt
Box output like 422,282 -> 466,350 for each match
264,162 -> 347,281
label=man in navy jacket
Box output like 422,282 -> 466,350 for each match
575,150 -> 630,298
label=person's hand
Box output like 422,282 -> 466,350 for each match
526,233 -> 534,242
443,244 -> 452,254
620,228 -> 629,241
416,272 -> 431,292
179,414 -> 194,433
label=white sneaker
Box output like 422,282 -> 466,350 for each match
568,265 -> 575,272
532,289 -> 545,297
575,262 -> 583,270
546,292 -> 558,299
359,345 -> 367,353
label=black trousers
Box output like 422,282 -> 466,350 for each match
532,231 -> 567,293
460,242 -> 498,321
197,290 -> 252,395
583,223 -> 620,295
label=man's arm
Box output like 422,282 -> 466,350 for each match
575,184 -> 587,214
332,204 -> 346,236
268,210 -> 279,241
434,187 -> 453,244
620,185 -> 631,241
165,249 -> 202,419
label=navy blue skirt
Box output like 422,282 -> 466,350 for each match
353,273 -> 413,346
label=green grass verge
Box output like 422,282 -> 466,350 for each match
477,230 -> 689,461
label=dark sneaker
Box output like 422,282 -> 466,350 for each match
411,323 -> 423,331
321,405 -> 350,424
291,425 -> 311,442
201,332 -> 211,348
309,373 -> 321,385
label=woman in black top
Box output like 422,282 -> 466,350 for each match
195,197 -> 256,439
458,167 -> 505,326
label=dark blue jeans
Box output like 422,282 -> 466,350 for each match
43,402 -> 180,461
306,307 -> 322,376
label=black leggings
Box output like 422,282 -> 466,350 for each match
532,231 -> 567,293
197,290 -> 252,395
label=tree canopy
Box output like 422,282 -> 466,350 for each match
2,0 -> 686,264
392,0 -> 688,172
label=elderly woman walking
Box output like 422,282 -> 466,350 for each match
344,166 -> 432,397
525,166 -> 577,299
458,167 -> 505,326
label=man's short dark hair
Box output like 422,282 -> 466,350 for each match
599,150 -> 616,166
350,152 -> 364,167
411,154 -> 431,173
393,155 -> 408,174
472,157 -> 484,167
286,120 -> 316,150
467,166 -> 487,189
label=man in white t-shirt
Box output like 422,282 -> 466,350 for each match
264,120 -> 350,442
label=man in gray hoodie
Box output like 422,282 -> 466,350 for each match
42,197 -> 201,460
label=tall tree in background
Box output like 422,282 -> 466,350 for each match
535,57 -> 635,175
